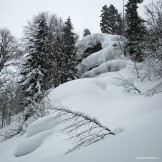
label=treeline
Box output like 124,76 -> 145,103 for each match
0,0 -> 162,127
0,13 -> 79,127
99,0 -> 162,94
100,0 -> 156,62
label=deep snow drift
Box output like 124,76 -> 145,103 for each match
1,69 -> 162,162
0,33 -> 162,162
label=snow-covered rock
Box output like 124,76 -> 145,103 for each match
81,59 -> 127,78
77,33 -> 126,76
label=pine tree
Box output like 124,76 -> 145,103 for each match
53,35 -> 66,86
60,17 -> 78,83
44,14 -> 64,88
100,4 -> 122,35
83,28 -> 91,37
125,0 -> 147,62
20,13 -> 50,115
145,0 -> 162,61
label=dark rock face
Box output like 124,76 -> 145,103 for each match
84,43 -> 102,58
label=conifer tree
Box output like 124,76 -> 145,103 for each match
46,14 -> 64,88
60,17 -> 78,83
125,0 -> 147,61
20,13 -> 50,114
145,0 -> 162,61
100,4 -> 122,35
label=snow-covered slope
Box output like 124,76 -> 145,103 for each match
0,33 -> 162,162
0,64 -> 162,162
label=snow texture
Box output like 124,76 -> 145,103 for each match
0,33 -> 162,162
81,59 -> 127,78
13,60 -> 162,159
77,33 -> 126,75
14,113 -> 60,156
1,69 -> 162,162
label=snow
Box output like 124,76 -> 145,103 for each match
77,33 -> 126,75
44,115 -> 162,162
0,33 -> 162,162
14,129 -> 53,157
77,33 -> 126,57
8,65 -> 162,161
81,59 -> 127,78
13,114 -> 56,156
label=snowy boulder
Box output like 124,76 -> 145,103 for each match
77,33 -> 125,58
77,33 -> 126,76
81,59 -> 127,78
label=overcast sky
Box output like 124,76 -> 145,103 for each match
0,0 -> 155,38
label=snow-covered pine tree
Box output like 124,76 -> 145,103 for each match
83,28 -> 91,37
52,35 -> 65,86
46,14 -> 64,88
100,4 -> 122,35
125,0 -> 147,62
20,13 -> 50,116
145,0 -> 162,61
60,17 -> 78,83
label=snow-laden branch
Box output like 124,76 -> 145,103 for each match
113,73 -> 141,93
52,106 -> 115,154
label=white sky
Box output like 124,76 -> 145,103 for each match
0,0 -> 155,38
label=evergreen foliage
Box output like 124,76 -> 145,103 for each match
46,14 -> 64,88
145,0 -> 162,61
60,17 -> 78,83
100,4 -> 122,35
19,14 -> 78,117
125,0 -> 147,62
20,13 -> 50,114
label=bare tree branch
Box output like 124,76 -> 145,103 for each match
113,74 -> 141,93
145,81 -> 162,97
50,106 -> 115,154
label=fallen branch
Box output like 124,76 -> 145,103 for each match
52,106 -> 115,154
145,81 -> 162,97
